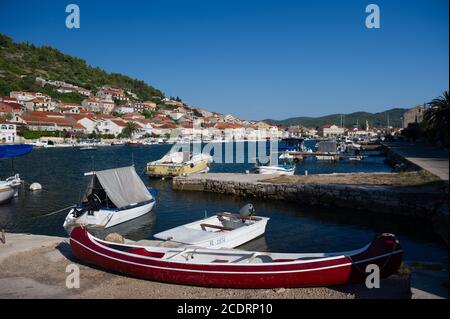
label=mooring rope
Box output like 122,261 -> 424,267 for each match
18,180 -> 75,219
31,205 -> 75,218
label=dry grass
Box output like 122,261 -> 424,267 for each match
260,170 -> 441,187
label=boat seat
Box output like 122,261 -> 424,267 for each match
212,259 -> 229,263
216,212 -> 262,221
200,223 -> 233,231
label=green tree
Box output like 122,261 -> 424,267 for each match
424,91 -> 449,146
141,110 -> 153,119
121,121 -> 139,138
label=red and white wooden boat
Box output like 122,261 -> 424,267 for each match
70,226 -> 402,288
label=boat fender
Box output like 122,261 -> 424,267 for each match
29,182 -> 42,191
239,204 -> 255,218
105,233 -> 125,244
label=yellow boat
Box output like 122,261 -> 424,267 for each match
146,151 -> 212,178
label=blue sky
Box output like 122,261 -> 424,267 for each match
0,0 -> 448,120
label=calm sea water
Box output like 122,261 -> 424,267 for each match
0,142 -> 447,264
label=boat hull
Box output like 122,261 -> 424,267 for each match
64,200 -> 155,234
70,227 -> 402,288
154,215 -> 269,249
0,186 -> 15,204
256,166 -> 295,175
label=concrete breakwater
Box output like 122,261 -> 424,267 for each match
173,172 -> 449,243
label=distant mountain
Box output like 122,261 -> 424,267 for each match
0,33 -> 164,103
264,108 -> 408,128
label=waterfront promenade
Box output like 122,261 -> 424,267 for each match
383,142 -> 449,181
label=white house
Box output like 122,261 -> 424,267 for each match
10,91 -> 43,103
82,98 -> 101,112
114,105 -> 134,114
96,90 -> 114,101
58,103 -> 83,114
24,99 -> 56,112
100,100 -> 115,114
67,114 -> 97,134
319,125 -> 345,137
135,120 -> 153,137
95,119 -> 127,136
168,111 -> 185,121
0,121 -> 17,144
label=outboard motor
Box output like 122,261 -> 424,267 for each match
86,193 -> 102,211
239,204 -> 255,218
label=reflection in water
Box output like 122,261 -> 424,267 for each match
0,143 -> 447,265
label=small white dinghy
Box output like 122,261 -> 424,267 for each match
154,204 -> 269,249
63,166 -> 157,235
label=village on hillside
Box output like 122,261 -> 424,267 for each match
0,77 -> 413,145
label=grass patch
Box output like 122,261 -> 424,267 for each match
260,170 -> 442,187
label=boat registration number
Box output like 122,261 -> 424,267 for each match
209,237 -> 225,247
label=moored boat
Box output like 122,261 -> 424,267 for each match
146,151 -> 212,178
70,227 -> 402,288
79,145 -> 97,150
63,166 -> 157,234
0,179 -> 17,204
0,144 -> 32,204
252,159 -> 296,175
154,204 -> 269,249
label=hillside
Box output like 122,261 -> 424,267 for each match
0,33 -> 164,103
265,108 -> 407,128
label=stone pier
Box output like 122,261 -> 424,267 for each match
173,172 -> 448,242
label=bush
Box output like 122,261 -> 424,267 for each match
21,130 -> 62,139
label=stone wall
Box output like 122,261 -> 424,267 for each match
174,177 -> 445,217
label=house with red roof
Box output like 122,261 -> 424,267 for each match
0,102 -> 14,116
67,114 -> 97,134
318,124 -> 345,137
96,118 -> 127,136
58,103 -> 84,114
21,111 -> 75,132
122,112 -> 145,121
24,98 -> 56,112
152,122 -> 177,137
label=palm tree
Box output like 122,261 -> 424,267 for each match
122,121 -> 139,139
424,91 -> 449,146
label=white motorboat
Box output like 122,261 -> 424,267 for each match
348,156 -> 363,162
253,157 -> 296,175
279,152 -> 294,160
0,145 -> 32,204
80,145 -> 97,150
0,175 -> 21,204
255,165 -> 295,175
146,151 -> 213,178
63,166 -> 157,234
0,183 -> 15,204
154,204 -> 269,249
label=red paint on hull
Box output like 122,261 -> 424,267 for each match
70,227 -> 402,288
